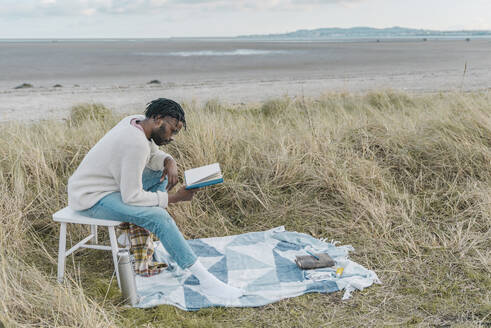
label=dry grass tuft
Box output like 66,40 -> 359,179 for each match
260,96 -> 292,117
1,91 -> 490,327
69,103 -> 114,127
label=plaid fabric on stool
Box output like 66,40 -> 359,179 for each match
118,223 -> 167,277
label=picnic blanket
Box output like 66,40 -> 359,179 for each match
135,226 -> 381,310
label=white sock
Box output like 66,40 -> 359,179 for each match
188,260 -> 244,300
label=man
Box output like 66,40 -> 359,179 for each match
68,98 -> 243,301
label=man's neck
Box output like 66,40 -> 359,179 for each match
138,118 -> 152,140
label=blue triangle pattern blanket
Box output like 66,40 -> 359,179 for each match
134,226 -> 380,310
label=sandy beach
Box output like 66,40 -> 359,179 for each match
1,39 -> 490,121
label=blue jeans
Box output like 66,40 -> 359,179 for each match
78,168 -> 198,269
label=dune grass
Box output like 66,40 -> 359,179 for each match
0,90 -> 489,327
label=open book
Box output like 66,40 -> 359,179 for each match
184,163 -> 223,189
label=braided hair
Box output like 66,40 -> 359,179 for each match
144,98 -> 186,129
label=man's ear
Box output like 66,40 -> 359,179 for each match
152,115 -> 164,127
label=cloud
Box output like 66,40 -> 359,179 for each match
81,8 -> 96,16
0,0 -> 365,17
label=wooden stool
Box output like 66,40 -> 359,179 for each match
53,207 -> 124,288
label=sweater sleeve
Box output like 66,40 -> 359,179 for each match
119,144 -> 168,208
146,140 -> 173,171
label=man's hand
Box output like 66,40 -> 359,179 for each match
168,186 -> 197,204
162,157 -> 178,191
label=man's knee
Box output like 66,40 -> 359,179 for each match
157,208 -> 174,224
142,168 -> 167,191
143,207 -> 175,229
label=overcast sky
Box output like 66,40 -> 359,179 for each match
1,0 -> 490,38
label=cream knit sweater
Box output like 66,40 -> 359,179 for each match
68,115 -> 171,211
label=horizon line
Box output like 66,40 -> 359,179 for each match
1,26 -> 491,40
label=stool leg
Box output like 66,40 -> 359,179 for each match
108,226 -> 121,289
90,225 -> 98,244
57,222 -> 67,283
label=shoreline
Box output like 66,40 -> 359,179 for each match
1,75 -> 490,122
1,39 -> 490,121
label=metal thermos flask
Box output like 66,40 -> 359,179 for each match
117,250 -> 139,306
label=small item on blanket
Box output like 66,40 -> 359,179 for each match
295,252 -> 335,270
118,223 -> 167,277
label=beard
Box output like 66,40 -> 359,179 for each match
151,125 -> 170,146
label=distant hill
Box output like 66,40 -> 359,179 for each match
238,26 -> 491,39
